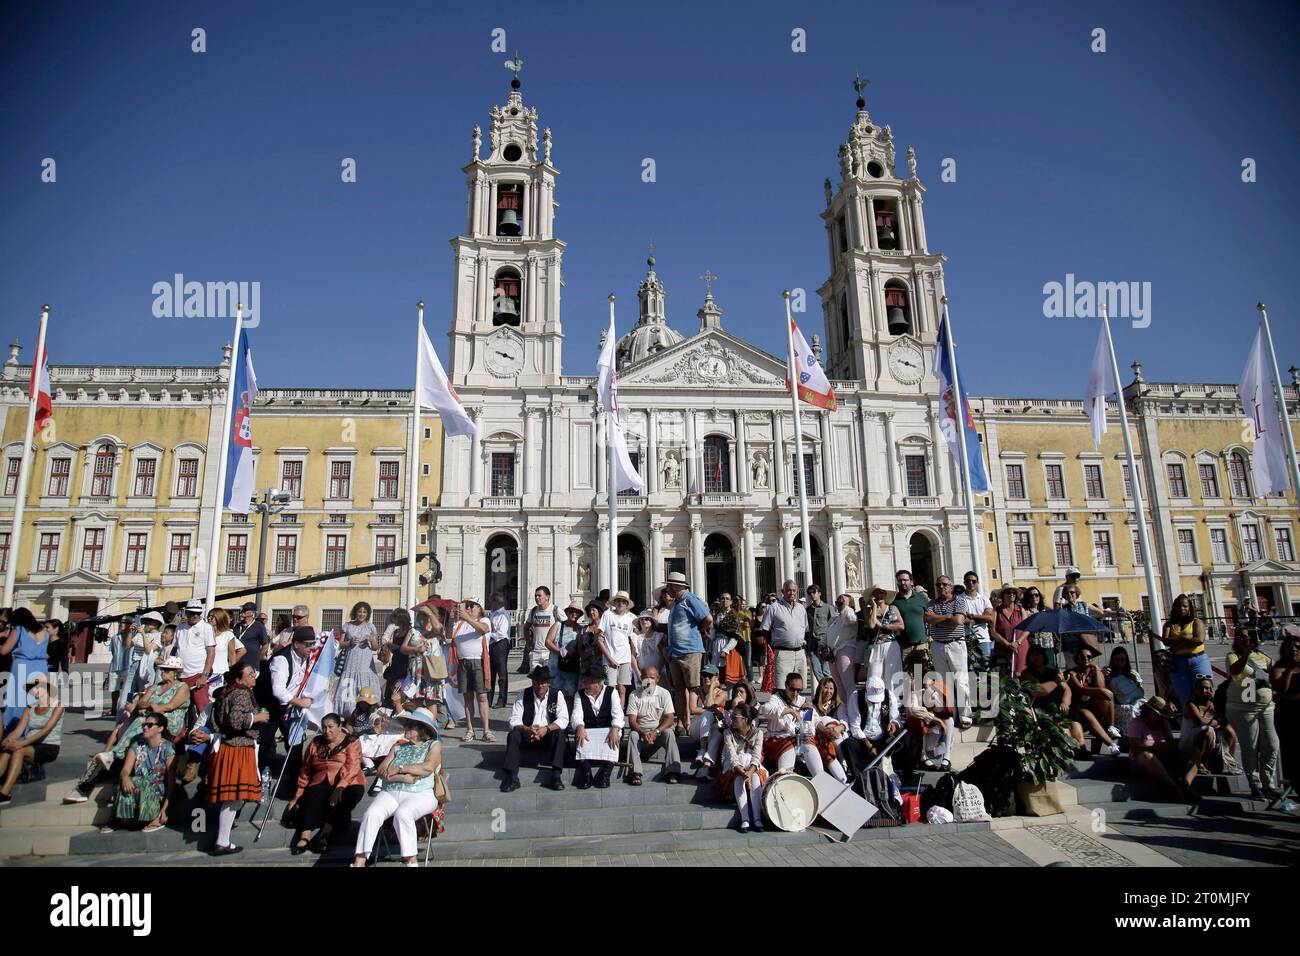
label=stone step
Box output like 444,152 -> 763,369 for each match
0,798 -> 112,829
0,825 -> 83,857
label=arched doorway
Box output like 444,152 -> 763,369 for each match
792,533 -> 826,595
909,532 -> 936,596
704,533 -> 737,604
617,534 -> 647,609
484,533 -> 520,610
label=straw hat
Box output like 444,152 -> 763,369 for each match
354,687 -> 380,707
158,655 -> 184,671
866,583 -> 897,604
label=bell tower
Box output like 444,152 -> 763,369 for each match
449,67 -> 564,387
816,78 -> 946,391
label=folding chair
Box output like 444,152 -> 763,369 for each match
372,812 -> 438,866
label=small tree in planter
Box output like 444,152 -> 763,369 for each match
991,675 -> 1077,815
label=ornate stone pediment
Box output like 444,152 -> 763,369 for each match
619,331 -> 785,388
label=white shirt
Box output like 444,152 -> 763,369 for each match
570,686 -> 626,730
488,607 -> 512,645
627,683 -> 675,731
824,608 -> 860,660
509,688 -> 570,731
175,620 -> 217,678
761,692 -> 809,738
961,591 -> 994,643
528,605 -> 556,658
270,649 -> 311,707
598,610 -> 635,666
453,620 -> 488,661
842,690 -> 900,741
633,630 -> 662,672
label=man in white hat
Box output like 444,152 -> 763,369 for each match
175,599 -> 217,714
840,675 -> 901,779
597,591 -> 637,710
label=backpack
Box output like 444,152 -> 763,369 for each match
858,766 -> 903,827
959,744 -> 1019,818
920,771 -> 960,817
951,780 -> 991,822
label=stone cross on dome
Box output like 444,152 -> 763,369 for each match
700,269 -> 719,299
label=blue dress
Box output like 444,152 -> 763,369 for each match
5,627 -> 50,732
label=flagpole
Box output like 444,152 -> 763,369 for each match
1257,303 -> 1300,496
940,296 -> 982,582
205,304 -> 243,612
2,305 -> 50,608
784,292 -> 813,589
1101,305 -> 1164,653
406,302 -> 424,609
607,294 -> 619,595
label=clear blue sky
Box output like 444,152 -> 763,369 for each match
2,0 -> 1297,394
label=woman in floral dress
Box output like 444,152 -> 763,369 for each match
335,601 -> 380,717
110,715 -> 175,832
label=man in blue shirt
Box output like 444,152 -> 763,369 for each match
663,571 -> 713,735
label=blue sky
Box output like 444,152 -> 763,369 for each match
1,0 -> 1297,394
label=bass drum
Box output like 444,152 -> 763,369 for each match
761,769 -> 819,832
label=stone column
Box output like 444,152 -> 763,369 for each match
690,520 -> 705,591
912,192 -> 928,252
780,521 -> 795,585
552,525 -> 566,599
882,411 -> 899,506
684,411 -> 698,495
742,518 -> 757,602
595,408 -> 607,496
468,411 -> 483,504
650,519 -> 664,590
865,195 -> 878,251
773,411 -> 786,499
596,518 -> 609,594
858,407 -> 875,506
734,411 -> 749,495
830,519 -> 845,599
818,410 -> 833,498
646,410 -> 659,495
544,406 -> 557,506
928,406 -> 953,501
521,407 -> 534,496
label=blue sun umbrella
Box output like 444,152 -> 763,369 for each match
1017,608 -> 1109,635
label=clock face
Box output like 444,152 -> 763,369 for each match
485,332 -> 524,377
888,340 -> 924,385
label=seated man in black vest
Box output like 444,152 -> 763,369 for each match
571,668 -> 625,789
501,666 -> 569,793
840,676 -> 901,780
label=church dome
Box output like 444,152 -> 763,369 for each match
616,255 -> 685,369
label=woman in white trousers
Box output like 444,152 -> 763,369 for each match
354,708 -> 443,866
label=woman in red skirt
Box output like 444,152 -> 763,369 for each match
206,662 -> 269,855
712,704 -> 767,833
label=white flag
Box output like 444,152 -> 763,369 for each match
596,315 -> 645,494
1237,327 -> 1291,496
1084,322 -> 1117,450
418,318 -> 477,437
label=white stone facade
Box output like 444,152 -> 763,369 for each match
433,85 -> 980,609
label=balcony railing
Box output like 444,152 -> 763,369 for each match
615,495 -> 647,508
692,493 -> 747,507
786,495 -> 826,508
481,497 -> 521,509
904,496 -> 940,508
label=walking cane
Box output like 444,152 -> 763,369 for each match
254,708 -> 306,842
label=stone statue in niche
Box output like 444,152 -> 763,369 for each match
751,452 -> 770,489
662,452 -> 682,489
845,552 -> 861,593
577,560 -> 591,593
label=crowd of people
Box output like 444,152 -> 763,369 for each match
0,564 -> 1295,853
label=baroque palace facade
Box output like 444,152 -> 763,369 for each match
2,82 -> 1298,654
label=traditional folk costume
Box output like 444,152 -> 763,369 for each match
570,683 -> 624,788
713,723 -> 767,830
759,692 -> 842,778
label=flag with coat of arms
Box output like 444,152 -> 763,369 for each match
787,318 -> 837,410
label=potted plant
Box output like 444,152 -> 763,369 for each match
991,675 -> 1077,816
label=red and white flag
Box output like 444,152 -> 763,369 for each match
787,318 -> 837,410
30,336 -> 52,433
